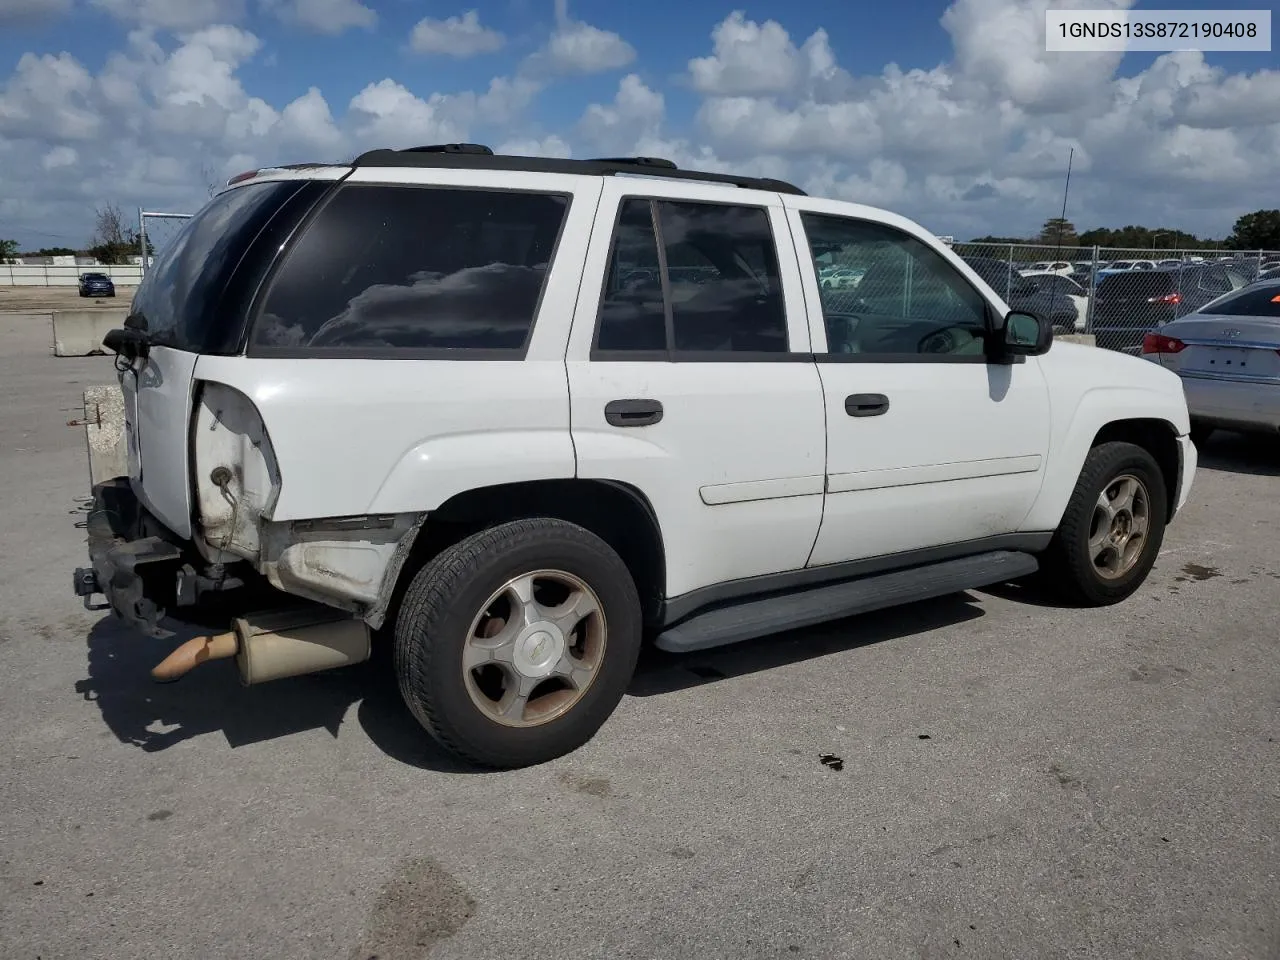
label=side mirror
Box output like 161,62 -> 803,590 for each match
999,310 -> 1053,357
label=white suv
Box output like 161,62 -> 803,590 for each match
73,144 -> 1197,769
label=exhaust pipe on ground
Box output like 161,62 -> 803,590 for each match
151,609 -> 371,685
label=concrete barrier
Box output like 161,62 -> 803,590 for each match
82,384 -> 127,486
52,308 -> 128,357
1057,334 -> 1096,347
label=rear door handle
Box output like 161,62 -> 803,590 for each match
845,393 -> 889,417
605,398 -> 664,427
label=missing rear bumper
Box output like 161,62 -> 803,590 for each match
74,478 -> 190,639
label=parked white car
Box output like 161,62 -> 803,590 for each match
73,145 -> 1197,769
1024,260 -> 1074,276
1022,271 -> 1090,331
1141,278 -> 1280,443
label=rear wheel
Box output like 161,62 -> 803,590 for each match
394,518 -> 643,769
1041,441 -> 1168,606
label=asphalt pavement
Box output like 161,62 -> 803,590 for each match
1,307 -> 1277,960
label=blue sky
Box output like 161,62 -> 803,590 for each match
1,0 -> 1278,249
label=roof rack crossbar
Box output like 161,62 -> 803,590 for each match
347,146 -> 806,196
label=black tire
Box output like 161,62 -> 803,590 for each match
394,518 -> 643,769
1189,422 -> 1215,447
1040,441 -> 1168,607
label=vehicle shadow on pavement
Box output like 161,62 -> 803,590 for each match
628,593 -> 986,696
1195,432 -> 1280,478
73,616 -> 483,773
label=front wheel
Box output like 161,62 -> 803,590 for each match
1041,441 -> 1168,606
394,518 -> 643,769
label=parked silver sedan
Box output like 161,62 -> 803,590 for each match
1140,279 -> 1280,444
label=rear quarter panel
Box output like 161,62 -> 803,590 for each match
191,174 -> 603,521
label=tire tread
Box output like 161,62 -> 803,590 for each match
1042,440 -> 1168,607
394,518 -> 640,768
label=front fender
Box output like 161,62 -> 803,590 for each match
1021,383 -> 1189,532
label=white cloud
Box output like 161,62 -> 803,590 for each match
278,86 -> 345,152
3,0 -> 1280,251
536,0 -> 635,76
410,10 -> 505,58
42,145 -> 78,170
578,74 -> 665,149
688,11 -> 840,97
675,1 -> 1280,238
347,80 -> 469,148
0,53 -> 102,140
262,0 -> 376,35
89,0 -> 244,30
495,135 -> 573,158
0,0 -> 71,23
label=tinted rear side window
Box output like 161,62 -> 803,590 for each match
129,180 -> 308,353
1201,285 -> 1280,318
593,198 -> 789,355
252,184 -> 570,354
1098,272 -> 1177,298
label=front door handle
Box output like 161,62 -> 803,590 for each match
845,393 -> 889,417
605,398 -> 664,427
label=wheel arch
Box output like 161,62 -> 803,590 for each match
382,478 -> 667,634
1023,382 -> 1188,534
1088,418 -> 1181,522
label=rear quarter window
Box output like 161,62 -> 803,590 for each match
128,179 -> 312,354
251,184 -> 570,356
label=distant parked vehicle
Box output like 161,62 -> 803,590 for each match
1156,259 -> 1182,269
1108,260 -> 1157,272
1023,272 -> 1088,331
1093,264 -> 1249,354
78,272 -> 115,298
1024,260 -> 1074,276
1254,267 -> 1280,283
1072,260 -> 1108,277
819,265 -> 865,290
1141,278 -> 1280,443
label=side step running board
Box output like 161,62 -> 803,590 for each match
653,550 -> 1039,654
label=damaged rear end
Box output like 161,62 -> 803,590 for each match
72,164 -> 425,682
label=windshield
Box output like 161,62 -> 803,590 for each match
128,179 -> 308,353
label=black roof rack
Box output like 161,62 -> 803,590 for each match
349,143 -> 806,196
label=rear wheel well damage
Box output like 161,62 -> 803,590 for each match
377,480 -> 668,639
1090,418 -> 1181,522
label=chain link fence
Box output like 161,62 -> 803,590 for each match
949,242 -> 1280,353
138,210 -> 193,273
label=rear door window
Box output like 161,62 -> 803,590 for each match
129,179 -> 311,353
252,184 -> 570,355
1098,272 -> 1177,298
593,198 -> 790,356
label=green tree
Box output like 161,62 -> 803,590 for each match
0,238 -> 18,262
87,202 -> 152,263
1226,209 -> 1280,250
966,235 -> 1031,244
1038,218 -> 1078,247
